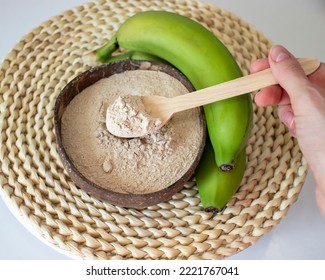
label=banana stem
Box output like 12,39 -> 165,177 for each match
94,34 -> 119,62
105,51 -> 135,63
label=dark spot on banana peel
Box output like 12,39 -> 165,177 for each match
220,164 -> 233,171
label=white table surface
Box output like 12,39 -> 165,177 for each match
1,0 -> 325,260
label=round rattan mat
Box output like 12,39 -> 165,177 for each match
0,0 -> 307,260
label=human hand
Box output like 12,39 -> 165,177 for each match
250,45 -> 325,217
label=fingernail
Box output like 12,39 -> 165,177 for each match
282,110 -> 295,128
283,111 -> 297,137
254,90 -> 263,105
270,46 -> 290,62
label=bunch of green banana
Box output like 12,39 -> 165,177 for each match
94,10 -> 252,212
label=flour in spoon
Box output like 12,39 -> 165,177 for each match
106,95 -> 162,138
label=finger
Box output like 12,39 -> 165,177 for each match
268,45 -> 310,98
250,58 -> 270,73
254,85 -> 291,106
277,104 -> 296,137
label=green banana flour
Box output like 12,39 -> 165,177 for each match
61,69 -> 204,194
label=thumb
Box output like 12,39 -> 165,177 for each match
268,45 -> 310,98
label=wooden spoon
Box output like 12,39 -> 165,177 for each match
107,58 -> 320,138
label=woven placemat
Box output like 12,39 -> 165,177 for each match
0,0 -> 307,260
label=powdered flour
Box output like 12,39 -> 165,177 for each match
61,69 -> 204,194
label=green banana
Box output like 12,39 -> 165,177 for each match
196,140 -> 246,213
94,10 -> 253,170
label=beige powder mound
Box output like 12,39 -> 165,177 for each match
106,95 -> 163,138
61,69 -> 204,194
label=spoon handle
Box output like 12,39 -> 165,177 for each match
172,58 -> 320,112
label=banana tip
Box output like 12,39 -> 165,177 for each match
204,207 -> 220,215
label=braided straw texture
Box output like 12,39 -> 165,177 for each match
0,0 -> 307,260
